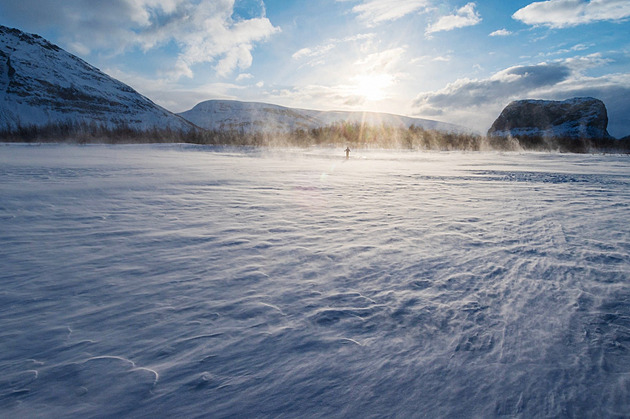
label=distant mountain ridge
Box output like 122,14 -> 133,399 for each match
178,100 -> 466,133
0,25 -> 194,131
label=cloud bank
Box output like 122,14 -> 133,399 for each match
513,0 -> 630,28
413,55 -> 630,137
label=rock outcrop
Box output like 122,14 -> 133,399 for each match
487,97 -> 611,141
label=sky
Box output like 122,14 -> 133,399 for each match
1,0 -> 629,136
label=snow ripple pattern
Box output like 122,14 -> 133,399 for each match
1,144 -> 629,417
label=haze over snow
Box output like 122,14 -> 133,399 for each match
0,0 -> 629,137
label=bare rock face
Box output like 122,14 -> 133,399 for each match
488,98 -> 611,140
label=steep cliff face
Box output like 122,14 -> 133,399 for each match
0,25 -> 194,131
488,98 -> 611,140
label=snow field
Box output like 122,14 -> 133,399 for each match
1,144 -> 629,417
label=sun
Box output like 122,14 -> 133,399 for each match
352,73 -> 394,102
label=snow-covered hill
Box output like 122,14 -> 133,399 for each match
0,26 -> 194,131
178,100 -> 465,133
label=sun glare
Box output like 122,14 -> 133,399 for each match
353,74 -> 394,102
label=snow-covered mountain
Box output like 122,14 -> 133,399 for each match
178,100 -> 465,133
0,25 -> 194,131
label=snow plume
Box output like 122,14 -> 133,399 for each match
0,0 -> 280,78
513,0 -> 630,28
426,2 -> 482,35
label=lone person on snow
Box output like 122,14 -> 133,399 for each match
345,147 -> 351,159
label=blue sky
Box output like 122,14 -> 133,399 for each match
1,0 -> 629,136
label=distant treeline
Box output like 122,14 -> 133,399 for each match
1,120 -> 629,153
0,121 -> 190,144
189,123 -> 488,150
0,120 -> 485,149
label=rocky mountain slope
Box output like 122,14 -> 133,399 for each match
487,97 -> 611,140
0,25 -> 194,132
178,100 -> 465,133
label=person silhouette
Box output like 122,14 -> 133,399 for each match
345,147 -> 350,159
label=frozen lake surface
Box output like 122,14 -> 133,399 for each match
1,144 -> 629,418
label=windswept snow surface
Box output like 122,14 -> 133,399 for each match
1,144 -> 629,418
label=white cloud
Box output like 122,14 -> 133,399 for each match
571,43 -> 590,51
489,28 -> 512,36
214,44 -> 254,78
410,54 -> 453,64
355,47 -> 406,73
341,0 -> 431,26
267,84 -> 368,109
104,66 -> 246,112
158,6 -> 281,79
161,60 -> 194,80
236,73 -> 254,81
292,44 -> 335,60
537,43 -> 592,57
513,0 -> 630,28
0,0 -> 280,79
292,48 -> 314,60
67,41 -> 92,56
426,2 -> 482,34
290,34 -> 375,69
